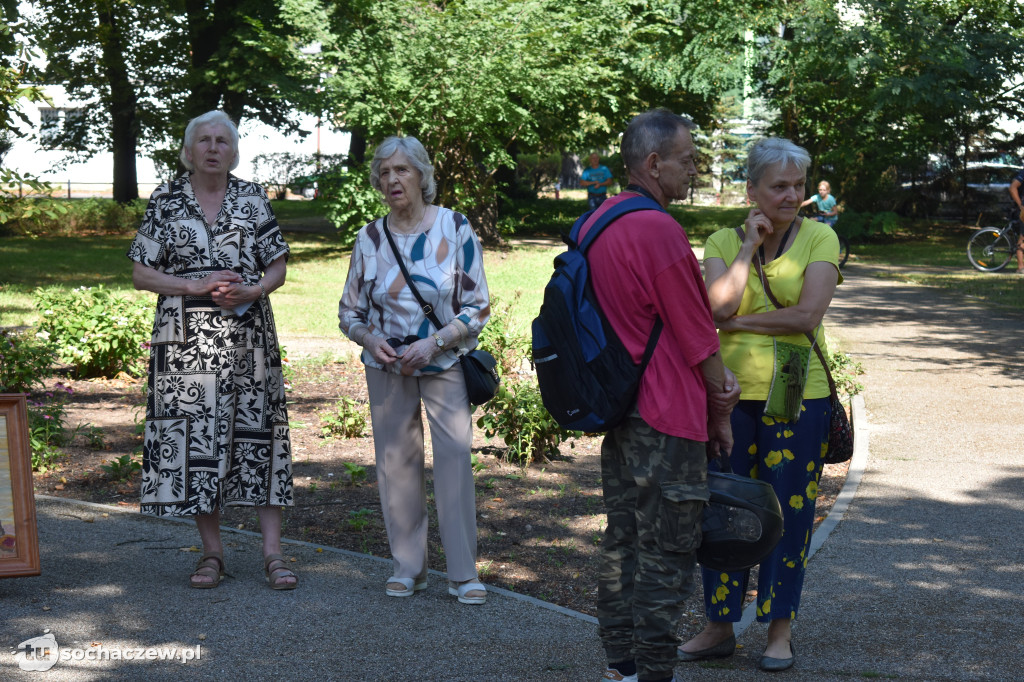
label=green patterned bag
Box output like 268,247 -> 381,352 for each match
764,340 -> 811,421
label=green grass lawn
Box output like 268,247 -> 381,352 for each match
844,219 -> 1024,310
3,205 -> 1022,336
0,230 -> 564,337
270,199 -> 328,222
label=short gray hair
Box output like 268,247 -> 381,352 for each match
621,108 -> 696,172
747,138 -> 811,186
179,110 -> 240,172
370,136 -> 437,204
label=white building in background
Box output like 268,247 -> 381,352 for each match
3,85 -> 350,198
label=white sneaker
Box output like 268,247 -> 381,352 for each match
599,668 -> 637,682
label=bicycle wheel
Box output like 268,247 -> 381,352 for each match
967,227 -> 1014,272
837,235 -> 850,268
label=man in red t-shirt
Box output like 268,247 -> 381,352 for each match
590,109 -> 739,682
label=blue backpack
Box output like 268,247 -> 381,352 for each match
532,196 -> 665,432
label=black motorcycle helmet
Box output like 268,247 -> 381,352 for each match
697,452 -> 784,572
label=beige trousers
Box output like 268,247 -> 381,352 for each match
365,365 -> 478,583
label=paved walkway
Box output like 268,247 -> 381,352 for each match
3,261 -> 1023,679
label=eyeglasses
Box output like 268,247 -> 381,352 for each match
386,335 -> 421,349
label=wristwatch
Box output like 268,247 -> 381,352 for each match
432,333 -> 445,349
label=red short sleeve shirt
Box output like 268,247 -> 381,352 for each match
581,193 -> 720,440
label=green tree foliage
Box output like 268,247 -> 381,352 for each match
756,0 -> 1024,213
26,0 -> 173,202
0,1 -> 67,226
25,0 -> 331,202
320,0 -> 749,241
0,1 -> 48,136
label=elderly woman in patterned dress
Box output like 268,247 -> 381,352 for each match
338,136 -> 491,605
128,110 -> 296,590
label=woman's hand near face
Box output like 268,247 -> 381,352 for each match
398,338 -> 439,371
743,207 -> 774,248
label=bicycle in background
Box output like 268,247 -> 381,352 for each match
800,207 -> 850,268
966,206 -> 1024,272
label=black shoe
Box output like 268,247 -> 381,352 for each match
758,642 -> 795,672
677,634 -> 736,662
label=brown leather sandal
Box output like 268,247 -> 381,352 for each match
189,551 -> 225,589
264,553 -> 298,590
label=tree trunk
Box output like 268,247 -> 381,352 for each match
466,195 -> 501,246
494,140 -> 522,203
560,151 -> 580,189
97,2 -> 138,203
348,128 -> 367,165
183,0 -> 239,121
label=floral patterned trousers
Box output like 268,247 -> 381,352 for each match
700,398 -> 830,623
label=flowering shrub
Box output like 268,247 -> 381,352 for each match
34,285 -> 152,378
0,328 -> 56,393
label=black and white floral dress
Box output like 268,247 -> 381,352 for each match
127,174 -> 293,517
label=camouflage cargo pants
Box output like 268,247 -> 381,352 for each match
597,412 -> 709,680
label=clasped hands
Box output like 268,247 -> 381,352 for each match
362,334 -> 440,373
192,270 -> 260,308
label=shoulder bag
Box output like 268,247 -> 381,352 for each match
382,216 -> 499,405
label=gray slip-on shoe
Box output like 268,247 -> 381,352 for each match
677,634 -> 736,662
758,642 -> 796,672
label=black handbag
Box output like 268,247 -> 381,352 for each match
699,451 -> 784,572
382,216 -> 499,405
458,349 -> 500,406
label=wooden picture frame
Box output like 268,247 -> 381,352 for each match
0,394 -> 41,578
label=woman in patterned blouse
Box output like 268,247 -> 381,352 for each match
128,111 -> 296,591
338,136 -> 491,604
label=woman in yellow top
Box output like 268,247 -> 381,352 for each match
679,138 -> 841,672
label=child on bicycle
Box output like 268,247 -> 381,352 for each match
801,180 -> 839,227
1010,168 -> 1024,273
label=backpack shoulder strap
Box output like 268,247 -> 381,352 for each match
567,195 -> 667,371
571,196 -> 666,253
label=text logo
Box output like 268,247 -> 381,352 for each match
14,631 -> 59,672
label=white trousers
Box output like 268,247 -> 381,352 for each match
365,365 -> 478,583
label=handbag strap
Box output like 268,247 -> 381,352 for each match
747,237 -> 840,399
382,215 -> 446,333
